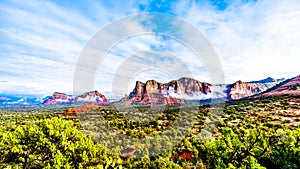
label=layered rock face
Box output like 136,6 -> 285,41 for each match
122,77 -> 284,104
43,77 -> 286,105
177,77 -> 211,95
76,91 -> 108,104
123,77 -> 212,105
227,81 -> 262,100
43,92 -> 74,104
43,90 -> 109,104
51,92 -> 68,99
227,77 -> 284,100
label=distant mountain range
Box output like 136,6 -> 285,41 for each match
0,94 -> 43,105
1,75 -> 299,106
120,77 -> 286,105
0,91 -> 109,106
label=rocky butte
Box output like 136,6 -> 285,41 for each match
43,90 -> 109,104
122,77 -> 212,105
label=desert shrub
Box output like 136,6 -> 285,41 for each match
269,128 -> 300,168
0,117 -> 122,168
202,127 -> 269,169
261,99 -> 271,104
201,126 -> 300,169
224,107 -> 235,114
126,157 -> 182,169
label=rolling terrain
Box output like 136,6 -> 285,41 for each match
1,82 -> 299,168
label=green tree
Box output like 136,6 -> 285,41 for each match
269,128 -> 300,169
202,127 -> 274,169
0,117 -> 123,169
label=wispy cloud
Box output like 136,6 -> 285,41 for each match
0,0 -> 299,96
0,0 -> 142,95
174,0 -> 300,82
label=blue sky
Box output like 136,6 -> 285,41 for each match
0,0 -> 299,96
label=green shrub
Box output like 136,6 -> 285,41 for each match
0,117 -> 122,168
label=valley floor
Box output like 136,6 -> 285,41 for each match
0,95 -> 300,168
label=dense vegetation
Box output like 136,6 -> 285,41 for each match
0,95 -> 300,168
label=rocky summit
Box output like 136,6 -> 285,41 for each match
227,77 -> 285,100
43,90 -> 109,104
41,76 -> 287,105
122,77 -> 212,105
227,80 -> 265,100
121,77 -> 285,105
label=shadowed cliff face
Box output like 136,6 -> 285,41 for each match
43,90 -> 109,104
177,77 -> 211,95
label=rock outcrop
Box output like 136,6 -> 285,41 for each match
65,104 -> 104,114
227,81 -> 262,100
227,78 -> 285,100
122,77 -> 211,105
177,77 -> 211,94
76,91 -> 108,104
43,92 -> 74,104
43,90 -> 109,104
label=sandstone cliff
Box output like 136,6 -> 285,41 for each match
122,77 -> 284,104
43,90 -> 109,104
123,77 -> 212,104
227,80 -> 262,99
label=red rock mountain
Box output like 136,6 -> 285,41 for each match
262,75 -> 300,97
43,90 -> 109,104
123,77 -> 211,105
76,91 -> 108,103
226,77 -> 285,100
42,77 -> 287,105
122,77 -> 284,104
227,80 -> 263,99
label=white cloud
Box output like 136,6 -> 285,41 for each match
1,0 -> 299,97
175,0 -> 300,83
0,0 -> 143,95
94,34 -> 210,96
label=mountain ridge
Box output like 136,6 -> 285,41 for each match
121,76 -> 285,104
43,90 -> 109,105
0,76 -> 295,106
